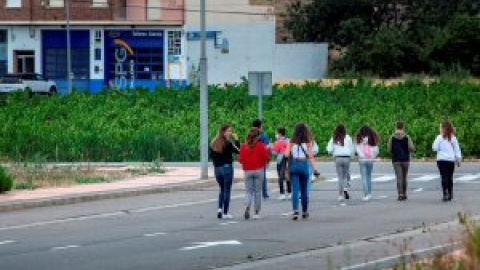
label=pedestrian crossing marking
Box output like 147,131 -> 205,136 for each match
327,174 -> 360,182
372,175 -> 396,182
410,175 -> 439,182
454,174 -> 480,183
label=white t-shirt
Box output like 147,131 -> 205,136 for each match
432,135 -> 462,162
291,143 -> 309,159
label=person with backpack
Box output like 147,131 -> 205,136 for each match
271,127 -> 290,200
284,123 -> 321,220
388,120 -> 415,201
210,124 -> 240,219
355,125 -> 380,202
327,124 -> 355,202
238,127 -> 270,220
433,120 -> 462,202
252,119 -> 271,199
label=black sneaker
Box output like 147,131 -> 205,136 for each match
398,195 -> 403,201
302,212 -> 309,219
217,209 -> 223,219
244,207 -> 250,220
344,191 -> 350,200
442,195 -> 449,202
292,212 -> 299,221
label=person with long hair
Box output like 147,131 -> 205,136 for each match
238,127 -> 270,220
388,120 -> 415,201
327,124 -> 355,203
284,123 -> 320,220
433,120 -> 462,202
355,125 -> 380,202
271,126 -> 291,200
210,124 -> 240,219
252,119 -> 270,199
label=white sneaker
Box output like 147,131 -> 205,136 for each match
217,209 -> 223,219
362,196 -> 370,202
278,194 -> 286,200
223,214 -> 233,219
253,214 -> 261,220
287,194 -> 292,200
367,195 -> 372,201
338,196 -> 344,202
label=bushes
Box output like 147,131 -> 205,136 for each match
0,80 -> 479,162
0,166 -> 14,193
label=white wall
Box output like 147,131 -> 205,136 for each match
7,26 -> 42,73
273,43 -> 328,81
186,22 -> 276,84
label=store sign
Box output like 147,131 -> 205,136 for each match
110,39 -> 135,89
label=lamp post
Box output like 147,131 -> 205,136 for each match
65,0 -> 72,93
199,0 -> 208,179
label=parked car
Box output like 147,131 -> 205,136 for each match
0,73 -> 57,94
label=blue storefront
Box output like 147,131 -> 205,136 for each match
104,30 -> 166,90
42,30 -> 90,93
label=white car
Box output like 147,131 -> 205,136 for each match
0,73 -> 57,94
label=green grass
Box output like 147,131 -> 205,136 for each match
75,177 -> 111,184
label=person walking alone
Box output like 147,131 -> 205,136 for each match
433,120 -> 462,202
355,125 -> 380,202
239,127 -> 270,220
284,123 -> 320,220
210,124 -> 240,219
327,124 -> 355,203
388,120 -> 415,201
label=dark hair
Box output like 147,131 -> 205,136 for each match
276,126 -> 286,136
246,127 -> 260,147
290,123 -> 312,145
210,124 -> 231,153
252,119 -> 262,129
442,120 -> 455,141
333,124 -> 346,146
356,125 -> 379,146
396,120 -> 404,130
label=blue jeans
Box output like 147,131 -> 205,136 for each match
290,159 -> 309,213
262,168 -> 269,198
359,161 -> 373,196
307,163 -> 312,192
214,164 -> 234,214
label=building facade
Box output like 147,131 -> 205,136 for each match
0,0 -> 187,92
0,0 -> 327,92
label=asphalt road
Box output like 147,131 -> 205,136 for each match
0,162 -> 479,270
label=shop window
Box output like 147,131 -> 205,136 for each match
44,48 -> 89,79
6,0 -> 21,8
168,31 -> 182,56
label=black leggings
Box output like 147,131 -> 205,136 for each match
437,161 -> 455,197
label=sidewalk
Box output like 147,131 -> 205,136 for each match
0,166 -> 273,213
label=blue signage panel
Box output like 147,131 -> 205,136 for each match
104,30 -> 165,89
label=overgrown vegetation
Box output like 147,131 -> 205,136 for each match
0,80 -> 479,162
284,0 -> 480,77
0,166 -> 14,193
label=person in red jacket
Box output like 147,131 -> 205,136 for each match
238,127 -> 270,220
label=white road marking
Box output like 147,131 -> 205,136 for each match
180,240 -> 242,251
0,240 -> 16,245
410,175 -> 438,182
281,212 -> 293,216
376,195 -> 389,199
51,245 -> 80,251
372,175 -> 396,182
327,174 -> 360,182
454,174 -> 480,183
413,188 -> 423,193
219,221 -> 238,226
144,232 -> 166,237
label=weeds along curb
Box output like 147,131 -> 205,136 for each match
0,179 -> 215,213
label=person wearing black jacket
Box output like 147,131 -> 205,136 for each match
388,121 -> 415,201
210,124 -> 240,219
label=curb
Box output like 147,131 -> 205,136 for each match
0,178 -> 215,213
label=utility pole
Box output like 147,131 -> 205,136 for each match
199,0 -> 209,179
65,0 -> 72,93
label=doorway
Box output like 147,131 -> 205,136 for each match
14,50 -> 35,74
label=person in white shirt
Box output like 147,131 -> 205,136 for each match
327,124 -> 355,202
355,125 -> 380,202
432,120 -> 462,202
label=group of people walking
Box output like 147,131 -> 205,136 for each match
210,119 -> 462,221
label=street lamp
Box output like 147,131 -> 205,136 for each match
199,0 -> 208,179
65,0 -> 72,93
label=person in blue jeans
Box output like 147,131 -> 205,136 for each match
252,119 -> 270,198
354,125 -> 380,202
210,124 -> 240,219
284,123 -> 320,220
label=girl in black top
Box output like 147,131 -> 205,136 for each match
210,124 -> 240,219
